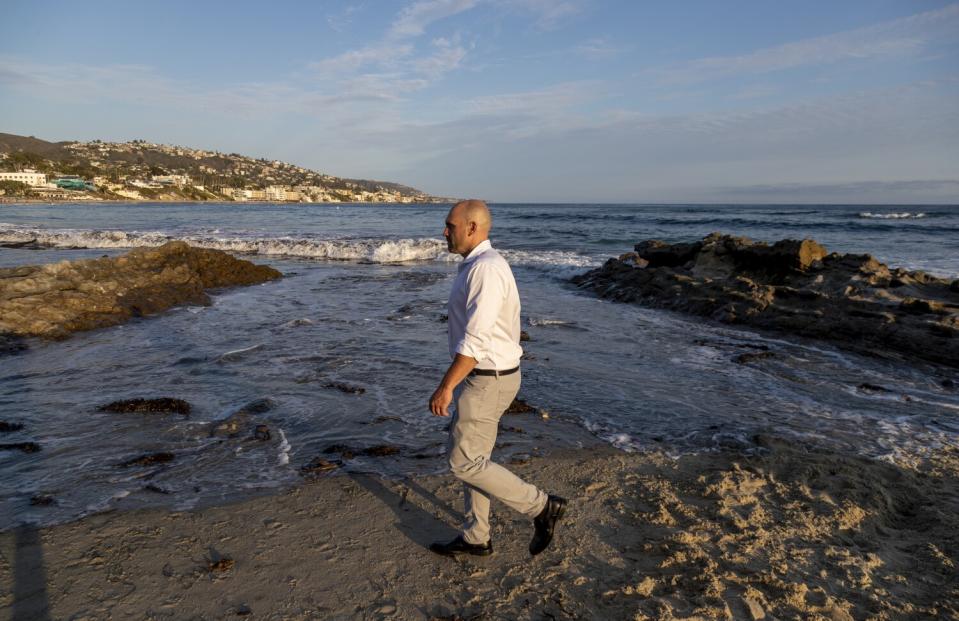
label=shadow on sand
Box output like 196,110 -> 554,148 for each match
348,473 -> 464,551
9,522 -> 51,621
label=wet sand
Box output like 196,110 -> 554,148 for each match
2,436 -> 957,620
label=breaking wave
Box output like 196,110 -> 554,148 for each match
858,212 -> 926,219
0,226 -> 452,263
0,226 -> 604,269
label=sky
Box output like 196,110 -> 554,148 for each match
1,0 -> 957,203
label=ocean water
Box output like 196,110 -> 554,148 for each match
1,202 -> 958,529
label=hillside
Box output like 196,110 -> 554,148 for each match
0,132 -> 449,203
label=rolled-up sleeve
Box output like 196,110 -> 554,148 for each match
454,262 -> 505,363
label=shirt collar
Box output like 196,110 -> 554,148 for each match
461,239 -> 492,265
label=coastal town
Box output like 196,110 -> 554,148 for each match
0,133 -> 447,203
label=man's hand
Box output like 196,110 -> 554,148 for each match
429,385 -> 454,417
429,354 -> 478,417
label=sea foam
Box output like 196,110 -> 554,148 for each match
0,226 -> 453,263
858,212 -> 926,219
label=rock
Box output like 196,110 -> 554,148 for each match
118,452 -> 174,467
363,445 -> 401,457
207,558 -> 234,573
520,330 -> 531,342
504,398 -> 536,415
324,382 -> 366,394
371,415 -> 403,424
235,604 -> 252,616
858,383 -> 890,394
0,442 -> 40,453
0,241 -> 281,340
236,398 -> 275,415
323,444 -> 356,459
209,399 -> 276,438
0,421 -> 25,433
731,238 -> 827,274
943,379 -> 955,389
323,444 -> 401,459
29,495 -> 55,506
300,457 -> 340,476
618,252 -> 650,268
98,398 -> 191,416
253,424 -> 271,441
0,333 -> 28,356
144,484 -> 171,494
733,352 -> 776,364
574,233 -> 959,367
635,239 -> 702,267
0,238 -> 39,249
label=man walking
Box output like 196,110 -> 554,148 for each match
429,199 -> 567,557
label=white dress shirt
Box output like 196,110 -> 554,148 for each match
447,239 -> 523,370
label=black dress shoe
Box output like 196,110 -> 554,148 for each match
429,535 -> 493,557
529,494 -> 567,556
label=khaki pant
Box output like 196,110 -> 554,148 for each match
448,371 -> 547,544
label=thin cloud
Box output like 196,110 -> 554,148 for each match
574,37 -> 622,60
496,0 -> 584,30
719,179 -> 959,197
389,0 -> 479,38
658,3 -> 959,84
326,3 -> 364,32
308,44 -> 414,74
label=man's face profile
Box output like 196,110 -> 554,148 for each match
444,206 -> 472,255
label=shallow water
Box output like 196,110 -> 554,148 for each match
1,202 -> 957,529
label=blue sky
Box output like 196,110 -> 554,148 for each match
1,0 -> 957,202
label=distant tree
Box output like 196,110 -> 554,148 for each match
0,180 -> 32,196
149,165 -> 167,176
8,152 -> 46,171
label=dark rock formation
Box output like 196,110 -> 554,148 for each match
323,444 -> 401,459
209,398 -> 276,438
504,398 -> 537,415
29,495 -> 55,506
0,442 -> 40,453
0,241 -> 281,340
300,456 -> 340,477
0,421 -> 25,433
733,352 -> 776,364
573,233 -> 959,367
253,424 -> 271,441
98,398 -> 192,416
0,333 -> 28,355
118,452 -> 175,467
324,382 -> 366,394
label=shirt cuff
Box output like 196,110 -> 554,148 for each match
455,337 -> 488,363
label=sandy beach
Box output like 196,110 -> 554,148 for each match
3,435 -> 957,620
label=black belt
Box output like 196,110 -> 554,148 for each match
470,366 -> 519,377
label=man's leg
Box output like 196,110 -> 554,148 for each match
449,372 -> 547,544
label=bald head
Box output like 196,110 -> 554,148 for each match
444,199 -> 492,257
453,199 -> 491,232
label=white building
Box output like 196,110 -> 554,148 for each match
152,174 -> 190,187
265,186 -> 287,201
0,169 -> 47,186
